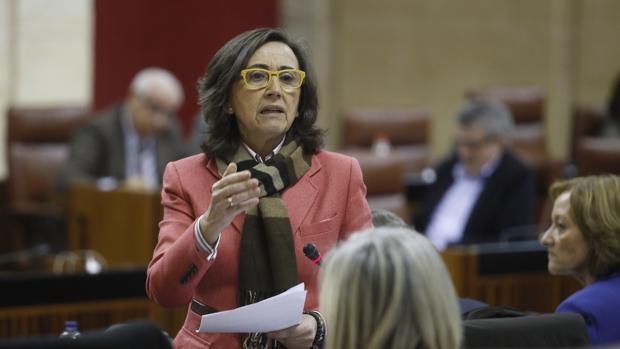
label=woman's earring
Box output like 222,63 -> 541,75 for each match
227,107 -> 234,114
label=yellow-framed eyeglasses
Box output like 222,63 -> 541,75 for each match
240,68 -> 306,91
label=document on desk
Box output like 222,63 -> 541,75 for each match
196,283 -> 307,333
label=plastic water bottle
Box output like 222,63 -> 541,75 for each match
59,320 -> 81,339
372,132 -> 392,157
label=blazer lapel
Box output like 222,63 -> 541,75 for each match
110,106 -> 127,179
463,153 -> 507,242
283,156 -> 320,235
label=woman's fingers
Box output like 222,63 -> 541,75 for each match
198,163 -> 260,241
212,163 -> 247,189
222,162 -> 237,177
211,163 -> 261,209
227,196 -> 260,216
215,180 -> 260,204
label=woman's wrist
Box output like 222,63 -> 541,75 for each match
305,310 -> 325,349
198,213 -> 219,245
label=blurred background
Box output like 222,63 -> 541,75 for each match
1,0 -> 619,340
1,0 -> 619,168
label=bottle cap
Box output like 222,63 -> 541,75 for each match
374,132 -> 389,140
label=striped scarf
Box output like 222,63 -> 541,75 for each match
216,139 -> 311,349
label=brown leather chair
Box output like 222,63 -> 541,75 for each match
342,149 -> 409,223
341,108 -> 431,172
569,104 -> 620,176
4,106 -> 91,266
574,138 -> 620,175
570,104 -> 607,156
340,108 -> 432,224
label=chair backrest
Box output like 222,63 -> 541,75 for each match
571,104 -> 607,139
574,138 -> 620,176
341,108 -> 431,147
569,104 -> 620,176
463,312 -> 589,348
465,85 -> 545,125
570,104 -> 607,158
7,106 -> 91,215
340,149 -> 410,223
339,107 -> 432,224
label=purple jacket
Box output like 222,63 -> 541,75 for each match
556,272 -> 620,345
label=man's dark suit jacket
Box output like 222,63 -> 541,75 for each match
58,104 -> 187,191
413,151 -> 536,244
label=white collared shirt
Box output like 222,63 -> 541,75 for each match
121,106 -> 158,189
241,136 -> 286,163
425,156 -> 500,250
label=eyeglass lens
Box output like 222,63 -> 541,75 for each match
244,69 -> 302,88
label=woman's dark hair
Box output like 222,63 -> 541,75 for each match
197,28 -> 323,160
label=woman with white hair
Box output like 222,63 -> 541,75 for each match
319,227 -> 462,349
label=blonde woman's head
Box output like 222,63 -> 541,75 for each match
319,227 -> 462,349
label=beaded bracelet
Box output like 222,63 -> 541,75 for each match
305,310 -> 326,349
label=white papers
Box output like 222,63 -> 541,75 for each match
196,283 -> 307,333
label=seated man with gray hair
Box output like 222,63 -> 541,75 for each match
414,98 -> 536,249
59,67 -> 188,191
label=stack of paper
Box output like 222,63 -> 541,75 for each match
196,283 -> 307,333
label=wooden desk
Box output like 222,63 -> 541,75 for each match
0,268 -> 161,337
67,184 -> 162,267
0,268 -> 189,338
442,241 -> 581,313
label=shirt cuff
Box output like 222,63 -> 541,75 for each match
194,216 -> 221,261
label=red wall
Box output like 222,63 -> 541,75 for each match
94,0 -> 278,136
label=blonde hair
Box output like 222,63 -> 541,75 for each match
549,175 -> 620,278
319,227 -> 462,349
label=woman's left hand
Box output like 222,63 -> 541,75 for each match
267,314 -> 317,349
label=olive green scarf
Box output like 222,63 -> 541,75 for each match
216,139 -> 311,349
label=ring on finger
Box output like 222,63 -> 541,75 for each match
227,196 -> 234,208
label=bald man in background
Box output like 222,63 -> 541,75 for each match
58,67 -> 188,191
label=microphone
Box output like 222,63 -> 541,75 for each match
303,243 -> 322,267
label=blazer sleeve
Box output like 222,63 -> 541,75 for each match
146,162 -> 214,308
57,123 -> 105,192
497,164 -> 537,231
340,156 -> 373,239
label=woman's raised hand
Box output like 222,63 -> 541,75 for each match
199,162 -> 260,243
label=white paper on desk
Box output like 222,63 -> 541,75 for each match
196,283 -> 307,333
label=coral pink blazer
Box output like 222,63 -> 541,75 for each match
146,150 -> 372,348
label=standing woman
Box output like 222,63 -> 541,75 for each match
540,175 -> 620,345
145,28 -> 373,349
